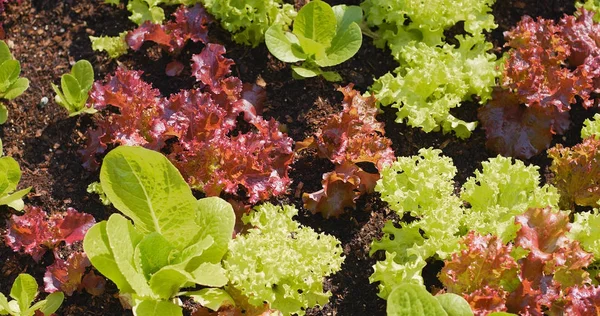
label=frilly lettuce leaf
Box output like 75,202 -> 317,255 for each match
582,113 -> 600,139
90,32 -> 129,59
224,203 -> 344,315
371,36 -> 498,138
548,137 -> 600,208
202,0 -> 296,47
461,155 -> 560,242
569,209 -> 600,258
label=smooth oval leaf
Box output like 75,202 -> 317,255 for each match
188,262 -> 228,287
3,77 -> 29,100
435,293 -> 473,316
0,41 -> 12,64
321,71 -> 342,82
106,214 -> 153,297
0,60 -> 20,92
0,102 -> 7,124
148,267 -> 189,299
61,74 -> 82,105
10,273 -> 38,313
292,65 -> 320,78
83,221 -> 133,293
71,59 -> 94,91
387,283 -> 448,316
193,197 -> 235,263
332,5 -> 363,34
37,291 -> 64,315
0,155 -> 20,195
293,0 -> 336,45
134,299 -> 182,316
188,288 -> 235,311
134,232 -> 175,277
265,26 -> 306,63
319,23 -> 362,67
100,146 -> 199,249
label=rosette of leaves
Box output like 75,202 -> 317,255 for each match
370,148 -> 559,302
0,273 -> 64,316
479,9 -> 600,159
82,43 -> 293,206
52,60 -> 97,116
223,203 -> 344,315
265,0 -> 362,81
297,85 -> 394,218
0,40 -> 29,124
548,137 -> 600,209
362,0 -> 499,138
440,208 -> 600,315
5,207 -> 97,295
83,146 -> 236,315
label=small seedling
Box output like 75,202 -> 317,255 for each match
265,0 -> 362,81
0,40 -> 29,124
0,273 -> 64,316
52,59 -> 96,116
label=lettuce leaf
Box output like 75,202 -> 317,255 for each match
224,203 -> 344,315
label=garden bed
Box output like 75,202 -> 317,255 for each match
0,0 -> 593,315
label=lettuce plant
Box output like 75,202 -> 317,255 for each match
4,207 -> 96,295
0,274 -> 64,316
83,146 -> 235,315
0,40 -> 29,124
297,85 -> 394,218
582,113 -> 600,139
0,139 -> 30,211
441,208 -> 600,315
201,0 -> 296,47
52,60 -> 96,116
548,137 -> 600,209
223,203 -> 344,315
82,43 -> 293,205
479,8 -> 600,158
370,148 -> 558,299
265,0 -> 362,81
362,0 -> 499,138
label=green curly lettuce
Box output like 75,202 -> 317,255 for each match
371,148 -> 561,299
201,0 -> 296,47
371,148 -> 464,298
90,32 -> 129,58
569,209 -> 600,258
363,0 -> 499,138
461,155 -> 560,242
224,203 -> 344,315
362,0 -> 496,50
582,113 -> 600,139
372,35 -> 498,138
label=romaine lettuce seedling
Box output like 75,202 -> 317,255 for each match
0,273 -> 64,316
0,40 -> 29,124
265,0 -> 362,81
52,59 -> 97,116
83,146 -> 235,315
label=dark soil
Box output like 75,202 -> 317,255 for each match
0,0 -> 588,315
